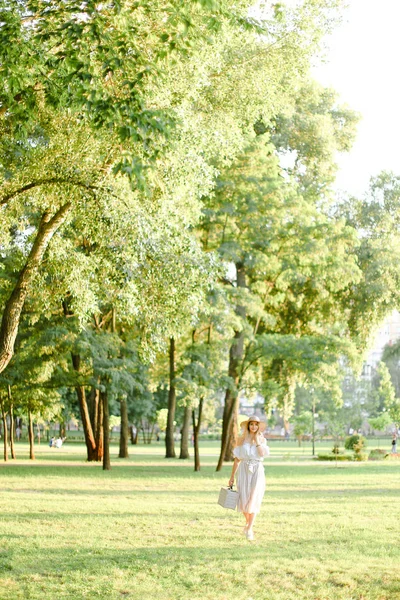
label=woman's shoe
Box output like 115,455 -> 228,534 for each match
242,525 -> 248,535
246,529 -> 254,541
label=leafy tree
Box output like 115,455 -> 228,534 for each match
200,131 -> 360,469
292,412 -> 312,446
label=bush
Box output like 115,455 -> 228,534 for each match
345,434 -> 366,451
353,451 -> 368,461
316,454 -> 352,461
385,452 -> 400,460
353,439 -> 367,461
368,449 -> 387,461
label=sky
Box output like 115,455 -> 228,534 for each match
312,0 -> 400,197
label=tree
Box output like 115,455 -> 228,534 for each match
292,412 -> 312,446
0,0 -> 246,375
200,132 -> 360,470
376,363 -> 400,428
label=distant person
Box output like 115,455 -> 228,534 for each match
391,434 -> 397,454
228,416 -> 270,541
55,437 -> 65,448
49,437 -> 55,448
16,426 -> 21,441
284,430 -> 290,442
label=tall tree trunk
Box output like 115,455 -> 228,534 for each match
179,405 -> 191,459
71,352 -> 99,461
94,392 -> 104,461
193,396 -> 204,472
0,204 -> 71,374
8,386 -> 16,459
119,397 -> 129,458
130,425 -> 138,445
102,389 -> 111,471
28,410 -> 35,460
217,263 -> 246,471
165,337 -> 176,458
64,297 -> 100,462
1,400 -> 8,462
223,396 -> 239,461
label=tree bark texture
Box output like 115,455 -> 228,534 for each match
118,397 -> 129,458
8,386 -> 16,459
28,410 -> 35,460
102,390 -> 111,471
165,337 -> 176,458
130,426 -> 138,444
179,405 -> 191,459
1,401 -> 8,462
70,353 -> 103,462
192,396 -> 204,472
0,203 -> 71,374
216,263 -> 246,472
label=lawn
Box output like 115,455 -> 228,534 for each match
0,441 -> 399,600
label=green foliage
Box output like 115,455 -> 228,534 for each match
368,449 -> 387,461
292,412 -> 312,438
344,434 -> 366,451
316,453 -> 351,461
352,439 -> 368,461
0,0 -> 373,445
368,412 -> 392,432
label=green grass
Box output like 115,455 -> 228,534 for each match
0,442 -> 399,600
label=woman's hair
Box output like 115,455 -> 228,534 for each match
237,421 -> 259,446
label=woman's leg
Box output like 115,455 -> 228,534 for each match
247,513 -> 256,532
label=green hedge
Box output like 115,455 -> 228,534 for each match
316,454 -> 352,461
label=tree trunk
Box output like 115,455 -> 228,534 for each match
179,405 -> 191,459
223,394 -> 239,461
8,386 -> 16,459
118,397 -> 129,458
130,425 -> 138,445
165,336 -> 176,458
70,352 -> 99,461
94,391 -> 104,461
102,389 -> 111,471
28,411 -> 35,460
0,203 -> 71,374
193,396 -> 204,472
216,263 -> 246,471
1,401 -> 8,462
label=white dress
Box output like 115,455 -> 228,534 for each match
233,439 -> 270,514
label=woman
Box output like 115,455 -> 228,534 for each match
228,416 -> 270,541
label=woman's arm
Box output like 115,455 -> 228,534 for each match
228,458 -> 240,486
256,434 -> 269,457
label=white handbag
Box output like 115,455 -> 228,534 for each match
218,486 -> 239,510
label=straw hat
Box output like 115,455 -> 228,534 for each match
239,415 -> 266,432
